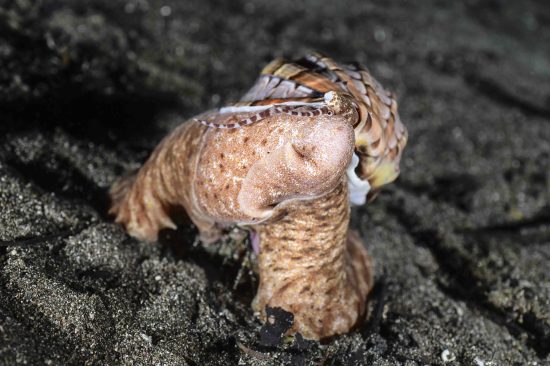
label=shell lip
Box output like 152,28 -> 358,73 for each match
347,153 -> 371,206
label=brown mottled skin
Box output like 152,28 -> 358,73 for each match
111,98 -> 356,240
110,54 -> 407,340
253,181 -> 372,339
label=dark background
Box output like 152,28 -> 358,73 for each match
1,0 -> 549,364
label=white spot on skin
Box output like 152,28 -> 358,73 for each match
347,153 -> 370,205
324,91 -> 335,104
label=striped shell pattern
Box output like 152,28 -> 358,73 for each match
213,53 -> 408,201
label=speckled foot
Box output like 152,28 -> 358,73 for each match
252,181 -> 373,340
109,170 -> 177,242
109,122 -> 218,243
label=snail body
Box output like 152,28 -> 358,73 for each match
110,54 -> 407,339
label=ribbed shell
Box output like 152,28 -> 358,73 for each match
238,53 -> 408,199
